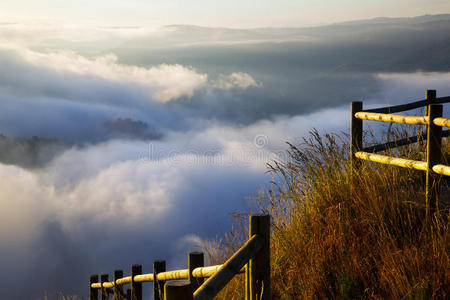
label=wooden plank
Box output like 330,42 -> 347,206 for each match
102,282 -> 114,288
192,265 -> 221,278
112,264 -> 242,280
116,276 -> 132,285
134,273 -> 155,282
433,117 -> 450,128
351,102 -> 363,198
90,275 -> 99,300
432,164 -> 450,176
157,269 -> 190,281
362,130 -> 450,153
193,265 -> 221,278
435,95 -> 450,104
193,234 -> 263,300
426,90 -> 437,116
114,270 -> 124,300
355,112 -> 429,125
362,99 -> 428,114
100,274 -> 109,300
189,252 -> 204,292
361,96 -> 449,114
424,90 -> 436,198
363,133 -> 425,153
93,274 -> 148,288
351,102 -> 363,157
154,260 -> 166,300
245,263 -> 250,300
355,151 -> 427,171
164,280 -> 193,300
131,265 -> 143,300
426,104 -> 443,214
249,215 -> 270,300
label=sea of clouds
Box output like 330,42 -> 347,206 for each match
0,21 -> 450,299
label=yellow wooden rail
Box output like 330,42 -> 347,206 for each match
355,152 -> 427,171
89,214 -> 270,300
434,117 -> 450,128
355,152 -> 450,176
432,164 -> 450,176
354,112 -> 429,125
90,264 -> 244,289
192,265 -> 222,278
115,276 -> 131,285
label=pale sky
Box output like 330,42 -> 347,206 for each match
1,0 -> 450,28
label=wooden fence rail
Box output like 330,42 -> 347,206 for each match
361,96 -> 450,114
362,130 -> 450,153
89,214 -> 270,300
355,112 -> 429,125
350,89 -> 450,216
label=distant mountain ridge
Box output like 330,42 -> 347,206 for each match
159,14 -> 450,36
113,13 -> 450,55
334,14 -> 450,26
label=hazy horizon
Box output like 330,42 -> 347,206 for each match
1,0 -> 450,28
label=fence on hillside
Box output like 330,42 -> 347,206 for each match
89,214 -> 270,300
350,89 -> 450,215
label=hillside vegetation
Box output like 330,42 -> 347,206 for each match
206,130 -> 449,299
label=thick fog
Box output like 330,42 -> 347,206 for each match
0,15 -> 450,299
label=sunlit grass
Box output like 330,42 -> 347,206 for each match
205,129 -> 449,299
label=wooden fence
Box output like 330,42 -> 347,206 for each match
351,89 -> 450,215
89,214 -> 270,300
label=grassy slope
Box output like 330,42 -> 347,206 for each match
207,130 -> 449,299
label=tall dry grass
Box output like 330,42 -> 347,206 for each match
205,129 -> 449,299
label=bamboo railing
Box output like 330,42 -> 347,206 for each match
89,214 -> 270,300
350,89 -> 450,215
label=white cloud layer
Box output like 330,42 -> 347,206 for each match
0,106 -> 348,244
374,72 -> 450,106
0,44 -> 262,104
12,46 -> 208,103
213,72 -> 261,90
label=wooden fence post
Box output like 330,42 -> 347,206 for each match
131,265 -> 142,300
426,89 -> 437,116
188,252 -> 204,293
426,103 -> 443,216
248,214 -> 270,300
154,260 -> 166,300
350,101 -> 363,197
421,90 -> 437,188
114,270 -> 123,300
100,274 -> 109,300
245,263 -> 250,300
164,280 -> 193,300
90,274 -> 99,300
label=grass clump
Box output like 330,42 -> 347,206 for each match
206,130 -> 449,299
